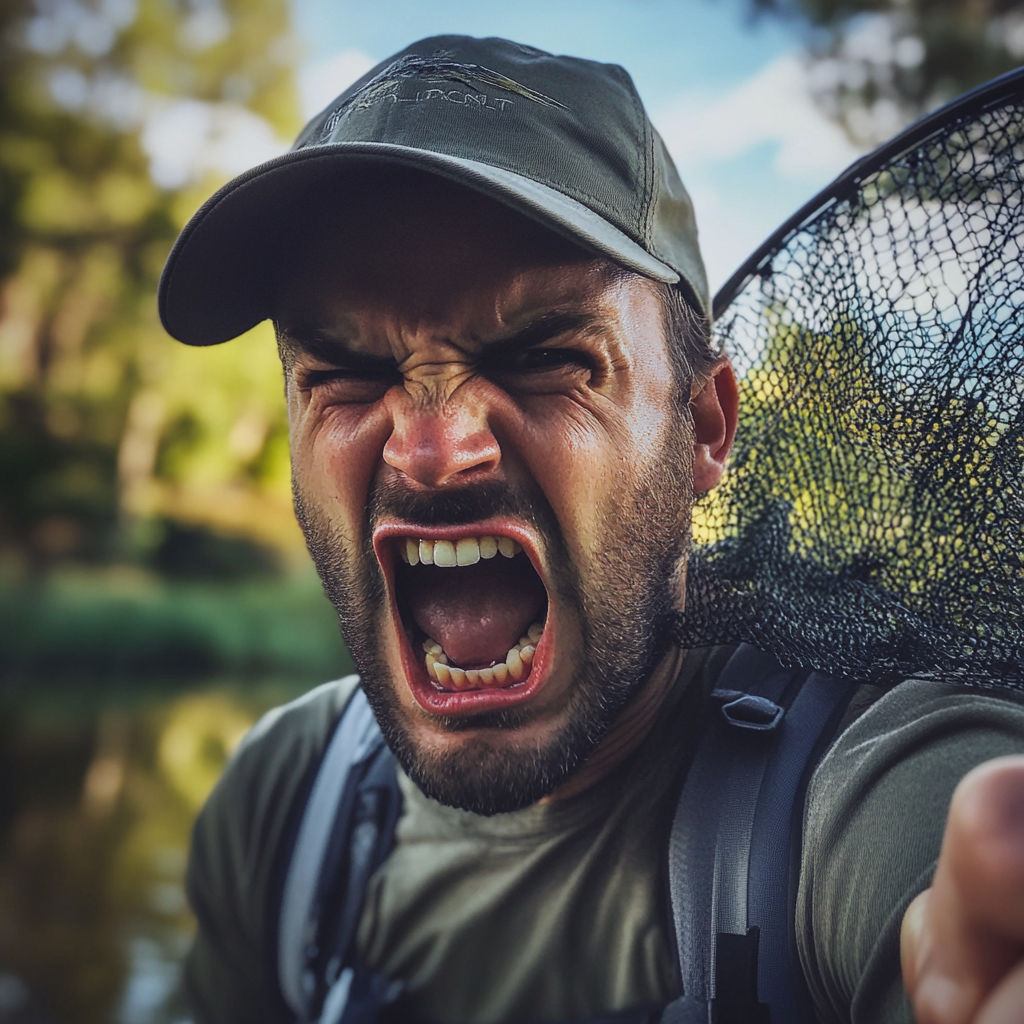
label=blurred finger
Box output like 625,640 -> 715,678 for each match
977,959 -> 1024,1024
947,757 -> 1024,942
901,757 -> 1024,1024
901,889 -> 929,998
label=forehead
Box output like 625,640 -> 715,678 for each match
272,168 -> 659,342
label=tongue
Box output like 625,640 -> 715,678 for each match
402,557 -> 545,668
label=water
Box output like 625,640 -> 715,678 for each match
0,676 -> 311,1024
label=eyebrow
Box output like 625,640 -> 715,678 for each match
480,312 -> 601,357
277,328 -> 398,372
278,311 -> 599,367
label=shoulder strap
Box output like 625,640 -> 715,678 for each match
277,686 -> 402,1024
666,644 -> 857,1024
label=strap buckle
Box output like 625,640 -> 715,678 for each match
711,690 -> 784,731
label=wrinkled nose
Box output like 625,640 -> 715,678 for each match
382,394 -> 501,489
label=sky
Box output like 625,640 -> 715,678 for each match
287,0 -> 868,297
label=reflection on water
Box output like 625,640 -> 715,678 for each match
0,678 -> 311,1024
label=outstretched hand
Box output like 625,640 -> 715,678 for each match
901,756 -> 1024,1024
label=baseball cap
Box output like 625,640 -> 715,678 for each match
158,35 -> 710,346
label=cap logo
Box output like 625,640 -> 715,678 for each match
318,51 -> 568,139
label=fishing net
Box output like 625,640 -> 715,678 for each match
676,68 -> 1024,686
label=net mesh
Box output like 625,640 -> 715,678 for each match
676,78 -> 1024,687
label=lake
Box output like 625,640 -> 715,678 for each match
0,672 -> 334,1024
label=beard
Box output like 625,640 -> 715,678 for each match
293,416 -> 695,816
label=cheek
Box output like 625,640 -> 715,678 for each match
288,391 -> 393,526
516,382 -> 679,552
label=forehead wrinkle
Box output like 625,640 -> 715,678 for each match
381,317 -> 479,411
387,318 -> 484,369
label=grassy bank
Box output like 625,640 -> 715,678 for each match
0,565 -> 352,687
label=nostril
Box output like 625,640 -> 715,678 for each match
453,435 -> 501,477
383,421 -> 501,488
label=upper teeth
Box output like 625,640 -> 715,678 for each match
400,535 -> 522,567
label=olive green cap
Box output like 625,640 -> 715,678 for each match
159,35 -> 710,346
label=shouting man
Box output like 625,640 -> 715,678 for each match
159,35 -> 1024,1024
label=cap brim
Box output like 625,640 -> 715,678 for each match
158,142 -> 680,346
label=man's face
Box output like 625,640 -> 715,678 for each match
275,172 -> 696,814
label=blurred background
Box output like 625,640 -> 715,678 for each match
0,0 -> 1020,1020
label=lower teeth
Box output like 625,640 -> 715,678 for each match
422,621 -> 544,690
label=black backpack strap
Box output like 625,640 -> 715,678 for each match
277,687 -> 403,1024
666,644 -> 857,1023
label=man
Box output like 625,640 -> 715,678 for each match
159,35 -> 1024,1024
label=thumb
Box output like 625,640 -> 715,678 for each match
902,756 -> 1024,1024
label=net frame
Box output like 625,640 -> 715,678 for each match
677,66 -> 1024,687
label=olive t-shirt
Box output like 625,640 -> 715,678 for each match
354,644 -> 711,1022
183,650 -> 1024,1024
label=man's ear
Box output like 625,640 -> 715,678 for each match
690,357 -> 738,494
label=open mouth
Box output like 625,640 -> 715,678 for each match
373,522 -> 551,710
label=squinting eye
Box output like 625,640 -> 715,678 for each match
506,349 -> 590,373
300,366 -> 402,389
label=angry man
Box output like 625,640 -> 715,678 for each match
159,35 -> 1024,1024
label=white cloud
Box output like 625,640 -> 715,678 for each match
299,49 -> 377,121
654,53 -> 862,184
652,53 -> 869,293
141,99 -> 287,190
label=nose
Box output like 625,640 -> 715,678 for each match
382,391 -> 501,488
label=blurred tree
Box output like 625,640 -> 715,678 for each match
0,0 -> 302,578
748,0 -> 1024,144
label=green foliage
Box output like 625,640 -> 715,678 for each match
0,0 -> 302,577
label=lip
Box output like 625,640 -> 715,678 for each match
372,518 -> 553,716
